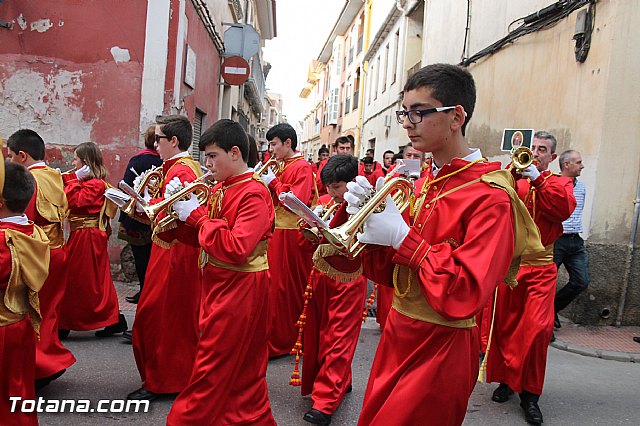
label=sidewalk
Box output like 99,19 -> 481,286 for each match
552,316 -> 640,362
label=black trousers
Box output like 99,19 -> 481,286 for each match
131,243 -> 153,291
554,234 -> 590,313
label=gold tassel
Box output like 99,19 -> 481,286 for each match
312,244 -> 362,283
478,288 -> 499,383
362,283 -> 378,322
503,258 -> 521,288
290,269 -> 315,386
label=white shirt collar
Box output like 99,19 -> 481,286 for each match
0,215 -> 30,225
28,162 -> 46,169
432,148 -> 482,177
168,151 -> 190,161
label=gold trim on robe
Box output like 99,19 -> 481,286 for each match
204,240 -> 269,272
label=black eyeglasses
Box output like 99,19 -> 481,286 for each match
155,134 -> 171,142
395,106 -> 456,124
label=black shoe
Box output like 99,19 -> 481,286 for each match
550,333 -> 556,343
127,387 -> 159,401
121,330 -> 133,344
126,292 -> 141,304
35,369 -> 66,391
95,314 -> 128,337
633,336 -> 640,344
520,400 -> 544,424
58,329 -> 70,340
303,408 -> 332,425
491,383 -> 514,403
554,313 -> 561,329
346,384 -> 352,393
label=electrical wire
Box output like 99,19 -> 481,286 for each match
460,0 -> 595,67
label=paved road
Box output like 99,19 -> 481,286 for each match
34,313 -> 640,425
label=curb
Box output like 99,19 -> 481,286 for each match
551,339 -> 640,363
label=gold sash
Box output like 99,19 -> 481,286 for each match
204,240 -> 269,272
392,264 -> 476,329
0,226 -> 50,336
521,244 -> 554,266
274,205 -> 300,230
68,215 -> 100,231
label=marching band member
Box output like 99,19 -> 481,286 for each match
261,123 -> 316,357
59,142 -> 125,338
486,131 -> 576,425
129,115 -> 202,401
6,129 -> 76,388
333,64 -> 539,425
166,119 -> 276,425
300,154 -> 367,426
0,161 -> 50,425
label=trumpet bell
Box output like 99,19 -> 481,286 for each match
511,146 -> 534,170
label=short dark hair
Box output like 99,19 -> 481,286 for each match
199,119 -> 249,162
7,129 -> 46,160
383,150 -> 394,157
362,156 -> 374,165
266,123 -> 297,150
404,63 -> 476,135
318,145 -> 329,155
366,148 -> 374,154
2,162 -> 35,213
144,125 -> 156,150
334,136 -> 354,149
320,154 -> 358,185
156,115 -> 192,151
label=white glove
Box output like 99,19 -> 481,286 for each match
312,205 -> 325,216
164,177 -> 185,198
173,192 -> 200,222
133,174 -> 143,190
75,165 -> 91,181
357,194 -> 410,250
344,176 -> 385,214
261,167 -> 276,186
135,187 -> 151,213
521,164 -> 541,181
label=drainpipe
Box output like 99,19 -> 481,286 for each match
616,175 -> 640,326
355,0 -> 373,157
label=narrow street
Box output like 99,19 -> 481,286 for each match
35,309 -> 640,425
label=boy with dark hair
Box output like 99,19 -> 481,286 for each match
359,156 -> 385,187
0,161 -> 50,425
167,119 -> 276,425
262,122 -> 317,357
300,154 -> 367,426
6,129 -> 75,387
382,150 -> 395,175
129,114 -> 202,401
335,63 -> 540,425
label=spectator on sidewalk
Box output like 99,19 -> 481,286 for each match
554,150 -> 589,329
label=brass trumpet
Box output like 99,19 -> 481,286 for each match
320,177 -> 414,258
511,146 -> 534,171
120,172 -> 214,229
60,167 -> 77,177
254,158 -> 283,177
299,203 -> 340,244
120,166 -> 163,217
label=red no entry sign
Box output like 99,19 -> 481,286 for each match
221,56 -> 250,85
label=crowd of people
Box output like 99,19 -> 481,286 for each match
0,63 -> 595,426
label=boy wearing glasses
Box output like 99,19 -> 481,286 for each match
338,64 -> 534,425
129,115 -> 203,401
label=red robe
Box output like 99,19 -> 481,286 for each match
167,172 -> 276,425
0,221 -> 38,426
359,167 -> 385,187
302,203 -> 367,414
266,155 -> 316,357
59,176 -> 120,330
132,156 -> 202,394
315,159 -> 328,196
357,159 -> 515,426
25,166 -> 76,379
486,171 -> 575,395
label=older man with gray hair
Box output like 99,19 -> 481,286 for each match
553,150 -> 589,328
